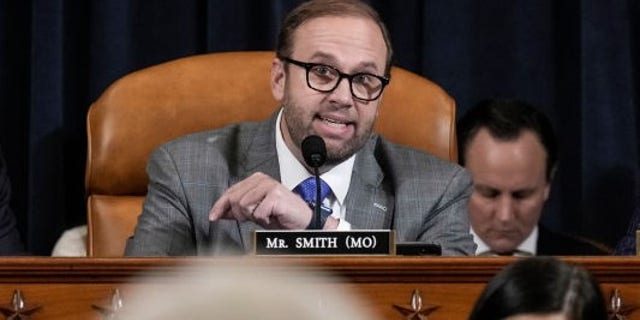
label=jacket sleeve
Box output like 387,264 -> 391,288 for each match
418,166 -> 476,256
124,145 -> 197,256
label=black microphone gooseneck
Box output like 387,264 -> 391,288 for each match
301,135 -> 327,230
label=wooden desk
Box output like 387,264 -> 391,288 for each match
0,257 -> 639,319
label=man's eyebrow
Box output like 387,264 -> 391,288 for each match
308,52 -> 337,64
308,52 -> 381,73
474,184 -> 498,192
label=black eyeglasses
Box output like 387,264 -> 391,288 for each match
279,57 -> 390,101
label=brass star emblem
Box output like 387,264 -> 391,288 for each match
608,288 -> 638,320
0,290 -> 41,320
393,289 -> 440,320
92,289 -> 124,320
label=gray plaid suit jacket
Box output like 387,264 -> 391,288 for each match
125,112 -> 476,256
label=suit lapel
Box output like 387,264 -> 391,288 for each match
345,137 -> 394,229
231,112 -> 281,250
237,113 -> 281,181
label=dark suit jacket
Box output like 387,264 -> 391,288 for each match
537,225 -> 609,255
125,112 -> 476,256
613,199 -> 639,255
0,146 -> 25,255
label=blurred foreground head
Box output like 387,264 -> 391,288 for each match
468,257 -> 607,320
119,262 -> 379,320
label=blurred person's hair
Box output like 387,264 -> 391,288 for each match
119,262 -> 379,320
468,257 -> 607,320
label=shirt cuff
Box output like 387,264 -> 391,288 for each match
336,219 -> 351,230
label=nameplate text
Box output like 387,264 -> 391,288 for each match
253,230 -> 394,255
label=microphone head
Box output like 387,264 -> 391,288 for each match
301,135 -> 327,168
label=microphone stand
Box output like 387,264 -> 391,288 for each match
313,166 -> 322,230
301,135 -> 327,230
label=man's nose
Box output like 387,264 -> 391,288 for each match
495,196 -> 515,221
328,77 -> 354,105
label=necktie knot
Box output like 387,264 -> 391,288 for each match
293,177 -> 332,204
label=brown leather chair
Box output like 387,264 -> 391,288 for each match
85,51 -> 457,257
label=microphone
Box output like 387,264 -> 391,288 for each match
301,135 -> 326,168
301,135 -> 327,229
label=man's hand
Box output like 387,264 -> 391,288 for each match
208,172 -> 314,229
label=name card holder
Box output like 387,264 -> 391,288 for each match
253,230 -> 395,255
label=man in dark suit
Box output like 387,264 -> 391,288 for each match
613,195 -> 639,255
457,99 -> 609,255
0,145 -> 25,255
125,0 -> 475,256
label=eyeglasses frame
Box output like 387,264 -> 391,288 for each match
279,56 -> 390,101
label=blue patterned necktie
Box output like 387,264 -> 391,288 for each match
293,177 -> 332,205
293,177 -> 334,229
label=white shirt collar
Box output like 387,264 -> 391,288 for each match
275,109 -> 354,206
471,226 -> 538,256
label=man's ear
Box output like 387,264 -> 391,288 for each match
549,164 -> 558,181
270,58 -> 286,101
543,164 -> 558,200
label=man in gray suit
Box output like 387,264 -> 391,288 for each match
125,0 -> 475,256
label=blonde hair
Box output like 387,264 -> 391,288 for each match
119,262 -> 379,320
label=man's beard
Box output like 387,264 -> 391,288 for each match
282,103 -> 373,165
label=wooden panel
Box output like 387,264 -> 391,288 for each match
0,257 -> 639,319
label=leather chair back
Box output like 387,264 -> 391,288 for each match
85,51 -> 457,256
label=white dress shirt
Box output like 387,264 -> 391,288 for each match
275,110 -> 354,230
471,226 -> 538,256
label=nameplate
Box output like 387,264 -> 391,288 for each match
253,230 -> 395,255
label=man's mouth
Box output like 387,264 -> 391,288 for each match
320,116 -> 349,128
